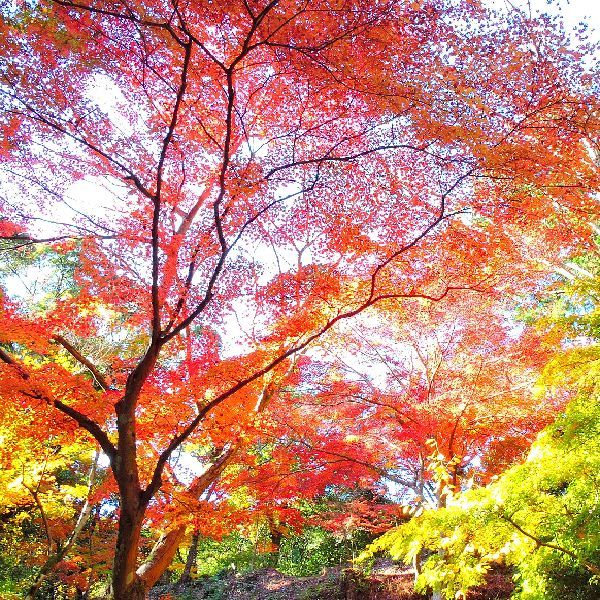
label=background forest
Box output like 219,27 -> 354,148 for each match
1,0 -> 599,599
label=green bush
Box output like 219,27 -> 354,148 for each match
278,527 -> 370,577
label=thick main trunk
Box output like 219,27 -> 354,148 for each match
110,350 -> 156,599
111,508 -> 147,600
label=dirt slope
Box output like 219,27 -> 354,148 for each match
150,563 -> 513,600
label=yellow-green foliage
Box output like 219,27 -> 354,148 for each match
361,385 -> 600,599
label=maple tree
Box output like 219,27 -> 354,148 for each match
359,249 -> 600,600
364,344 -> 600,600
255,296 -> 558,499
0,0 -> 598,597
221,295 -> 562,575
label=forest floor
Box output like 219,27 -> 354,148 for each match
149,561 -> 514,600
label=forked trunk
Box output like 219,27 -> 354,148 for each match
112,577 -> 147,600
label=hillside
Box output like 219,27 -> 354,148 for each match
149,563 -> 514,600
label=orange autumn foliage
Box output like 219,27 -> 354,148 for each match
0,0 -> 598,597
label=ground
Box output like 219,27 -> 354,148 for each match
149,562 -> 514,600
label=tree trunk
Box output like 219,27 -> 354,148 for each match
110,356 -> 155,600
431,484 -> 447,600
178,531 -> 200,584
27,556 -> 61,599
412,548 -> 422,583
112,577 -> 147,600
110,508 -> 147,600
119,378 -> 280,593
431,547 -> 446,600
27,453 -> 100,599
136,446 -> 236,588
266,515 -> 283,567
134,369 -> 282,590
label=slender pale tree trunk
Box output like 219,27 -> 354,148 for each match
431,564 -> 444,600
413,464 -> 426,584
136,446 -> 236,589
27,453 -> 99,599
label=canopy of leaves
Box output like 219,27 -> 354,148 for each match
1,0 -> 599,596
362,254 -> 600,599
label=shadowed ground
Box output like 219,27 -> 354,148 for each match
149,562 -> 514,599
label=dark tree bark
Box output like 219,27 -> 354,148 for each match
178,532 -> 200,585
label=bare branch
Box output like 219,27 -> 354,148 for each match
50,0 -> 186,44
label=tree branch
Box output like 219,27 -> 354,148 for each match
144,284 -> 468,500
27,451 -> 100,599
297,441 -> 418,490
151,38 -> 194,340
21,461 -> 54,555
502,512 -> 600,576
53,335 -> 110,391
0,347 -> 116,464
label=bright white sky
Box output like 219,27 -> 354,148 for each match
559,0 -> 600,37
500,0 -> 600,45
